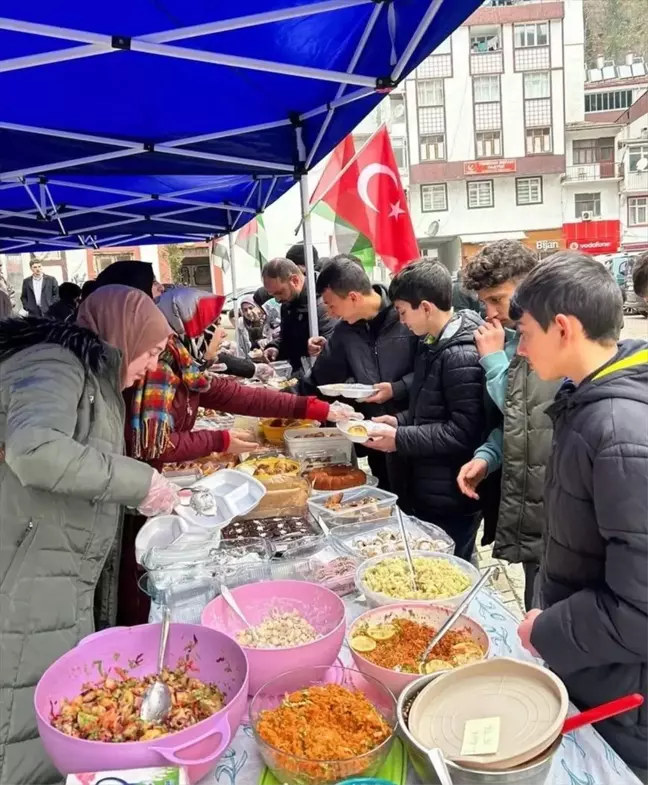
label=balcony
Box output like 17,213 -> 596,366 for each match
623,170 -> 648,193
563,162 -> 620,184
471,50 -> 504,75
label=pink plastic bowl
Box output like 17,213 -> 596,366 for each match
201,580 -> 346,695
348,602 -> 491,696
35,623 -> 249,783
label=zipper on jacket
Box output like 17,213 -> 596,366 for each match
16,520 -> 34,548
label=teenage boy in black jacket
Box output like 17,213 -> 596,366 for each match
512,252 -> 647,780
306,255 -> 418,490
367,260 -> 487,561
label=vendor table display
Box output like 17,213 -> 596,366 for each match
194,589 -> 639,785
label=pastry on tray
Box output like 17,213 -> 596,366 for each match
237,455 -> 301,477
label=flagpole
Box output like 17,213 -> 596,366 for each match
299,173 -> 319,341
228,228 -> 241,356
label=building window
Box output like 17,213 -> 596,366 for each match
628,197 -> 648,226
585,90 -> 633,112
473,75 -> 500,103
516,177 -> 543,205
417,79 -> 444,107
470,27 -> 501,53
392,138 -> 408,169
467,180 -> 494,209
628,144 -> 648,171
419,134 -> 446,161
526,127 -> 552,154
476,130 -> 502,158
421,184 -> 448,212
573,138 -> 615,164
514,22 -> 549,48
524,71 -> 550,99
575,192 -> 601,219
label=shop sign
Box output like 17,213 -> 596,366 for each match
562,220 -> 621,255
535,239 -> 560,252
463,159 -> 517,176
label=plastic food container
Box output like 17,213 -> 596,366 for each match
279,538 -> 361,596
250,665 -> 397,785
260,418 -> 319,446
201,580 -> 346,695
175,469 -> 266,531
284,427 -> 352,462
221,510 -> 323,553
347,602 -> 490,697
193,412 -> 236,431
270,361 -> 293,379
333,516 -> 455,558
335,420 -> 384,445
318,383 -> 376,400
35,623 -> 249,784
356,550 -> 481,608
308,486 -> 398,526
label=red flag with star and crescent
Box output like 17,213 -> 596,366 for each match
318,126 -> 419,273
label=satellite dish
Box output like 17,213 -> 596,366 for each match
426,220 -> 440,237
393,103 -> 405,119
636,157 -> 648,172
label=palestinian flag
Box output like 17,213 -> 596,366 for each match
311,135 -> 376,274
235,215 -> 268,272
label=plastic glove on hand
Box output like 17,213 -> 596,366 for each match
253,363 -> 276,382
137,472 -> 180,517
327,401 -> 364,423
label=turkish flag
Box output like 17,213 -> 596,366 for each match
319,126 -> 419,272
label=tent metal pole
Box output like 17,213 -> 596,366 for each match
231,181 -> 261,232
228,227 -> 241,354
299,174 -> 319,340
0,121 -> 141,149
157,146 -> 294,173
0,222 -> 59,235
1,149 -> 142,181
305,1 -> 382,168
21,181 -> 47,218
262,178 -> 278,211
300,87 -> 374,121
162,119 -> 292,148
391,0 -> 444,82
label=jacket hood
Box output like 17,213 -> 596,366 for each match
0,317 -> 107,371
427,309 -> 484,353
550,339 -> 648,417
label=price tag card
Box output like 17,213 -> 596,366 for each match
460,716 -> 501,756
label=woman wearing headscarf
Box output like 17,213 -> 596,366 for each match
0,286 -> 177,785
124,287 -> 356,467
236,294 -> 274,357
93,259 -> 157,295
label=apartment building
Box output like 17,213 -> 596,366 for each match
401,0 -> 584,270
563,59 -> 648,255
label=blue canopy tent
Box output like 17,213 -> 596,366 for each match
0,0 -> 481,331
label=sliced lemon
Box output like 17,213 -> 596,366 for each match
350,635 -> 377,653
422,659 -> 449,675
366,624 -> 396,641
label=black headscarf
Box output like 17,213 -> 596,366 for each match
94,261 -> 155,298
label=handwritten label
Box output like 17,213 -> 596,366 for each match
460,717 -> 501,756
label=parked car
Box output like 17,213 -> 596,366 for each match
624,257 -> 648,317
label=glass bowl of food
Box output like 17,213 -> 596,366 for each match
250,665 -> 397,785
355,550 -> 480,608
348,602 -> 490,696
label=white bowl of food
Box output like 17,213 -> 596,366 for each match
355,550 -> 481,608
335,419 -> 384,444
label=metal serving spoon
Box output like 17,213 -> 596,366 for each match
427,747 -> 454,785
140,606 -> 172,723
189,488 -> 218,517
220,583 -> 258,643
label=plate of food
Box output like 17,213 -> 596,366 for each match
336,419 -> 384,444
237,455 -> 301,478
318,383 -> 376,401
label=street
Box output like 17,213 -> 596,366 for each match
479,314 -> 647,618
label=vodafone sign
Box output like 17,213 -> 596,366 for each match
562,220 -> 621,255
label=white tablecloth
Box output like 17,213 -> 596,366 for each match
200,589 -> 640,785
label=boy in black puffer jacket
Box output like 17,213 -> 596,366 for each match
367,260 -> 487,561
513,252 -> 648,781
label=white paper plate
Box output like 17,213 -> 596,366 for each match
175,469 -> 266,530
336,419 -> 384,444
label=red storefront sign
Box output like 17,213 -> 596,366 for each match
562,220 -> 621,255
463,159 -> 517,176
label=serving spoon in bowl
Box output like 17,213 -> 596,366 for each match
140,605 -> 172,723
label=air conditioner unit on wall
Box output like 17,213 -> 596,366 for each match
581,211 -> 594,221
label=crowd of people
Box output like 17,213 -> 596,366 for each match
0,243 -> 647,784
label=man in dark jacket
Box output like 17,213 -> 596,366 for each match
20,259 -> 58,316
45,281 -> 81,321
305,255 -> 418,490
513,252 -> 648,780
368,260 -> 487,560
262,258 -> 337,373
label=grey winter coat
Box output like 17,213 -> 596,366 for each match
531,340 -> 648,771
494,356 -> 560,564
0,319 -> 153,785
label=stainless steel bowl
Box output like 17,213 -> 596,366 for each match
397,674 -> 559,785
